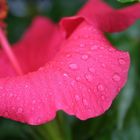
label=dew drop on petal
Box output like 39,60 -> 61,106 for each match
17,107 -> 23,113
112,73 -> 121,82
81,54 -> 89,60
32,100 -> 36,104
85,74 -> 93,82
80,43 -> 85,47
91,45 -> 98,50
83,99 -> 88,106
89,67 -> 95,73
119,58 -> 126,65
69,63 -> 78,70
63,73 -> 69,78
101,95 -> 105,100
75,95 -> 80,101
97,84 -> 104,91
76,76 -> 81,81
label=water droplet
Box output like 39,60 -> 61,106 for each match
100,47 -> 104,50
32,100 -> 36,104
101,63 -> 106,67
76,76 -> 81,81
83,99 -> 88,106
9,93 -> 13,97
66,54 -> 71,58
75,95 -> 80,101
113,73 -> 121,82
81,54 -> 89,60
119,58 -> 126,65
4,112 -> 9,117
101,95 -> 105,100
91,45 -> 98,50
17,107 -> 23,113
97,84 -> 104,91
108,48 -> 114,52
89,67 -> 95,73
69,63 -> 78,70
85,74 -> 93,82
39,67 -> 44,71
80,43 -> 85,47
71,80 -> 76,86
63,73 -> 68,77
25,85 -> 28,88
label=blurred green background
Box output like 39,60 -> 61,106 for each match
0,0 -> 140,139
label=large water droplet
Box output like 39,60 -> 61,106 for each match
81,54 -> 89,60
83,99 -> 88,106
119,58 -> 126,65
91,45 -> 98,50
89,67 -> 95,73
113,73 -> 121,82
97,84 -> 104,91
85,74 -> 93,82
17,107 -> 23,113
80,43 -> 85,47
69,63 -> 78,70
76,76 -> 81,81
32,100 -> 36,104
75,95 -> 80,101
63,73 -> 68,77
101,95 -> 106,100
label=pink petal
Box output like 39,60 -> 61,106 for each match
0,17 -> 129,125
0,16 -> 63,77
78,0 -> 140,32
0,0 -> 140,125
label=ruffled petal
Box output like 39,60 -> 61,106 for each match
0,17 -> 129,125
78,0 -> 140,32
0,0 -> 139,125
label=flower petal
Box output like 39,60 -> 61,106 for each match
0,18 -> 129,125
78,0 -> 140,32
0,16 -> 63,77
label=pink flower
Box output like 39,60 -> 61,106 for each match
0,0 -> 139,125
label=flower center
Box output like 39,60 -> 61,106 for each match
0,28 -> 23,75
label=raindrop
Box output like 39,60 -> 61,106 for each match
101,63 -> 106,67
66,54 -> 71,58
89,67 -> 95,73
101,95 -> 105,100
63,73 -> 69,77
69,63 -> 78,70
83,99 -> 88,106
100,47 -> 104,50
9,93 -> 13,97
75,95 -> 80,101
32,100 -> 36,104
97,84 -> 104,91
17,107 -> 23,113
85,74 -> 93,82
119,58 -> 126,65
4,112 -> 9,117
76,76 -> 81,81
91,45 -> 98,50
80,43 -> 85,47
81,54 -> 89,60
112,73 -> 121,82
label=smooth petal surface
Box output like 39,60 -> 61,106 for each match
0,16 -> 63,77
0,0 -> 139,125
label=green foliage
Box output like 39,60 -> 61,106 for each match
118,0 -> 140,3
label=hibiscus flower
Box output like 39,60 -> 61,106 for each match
0,0 -> 140,125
